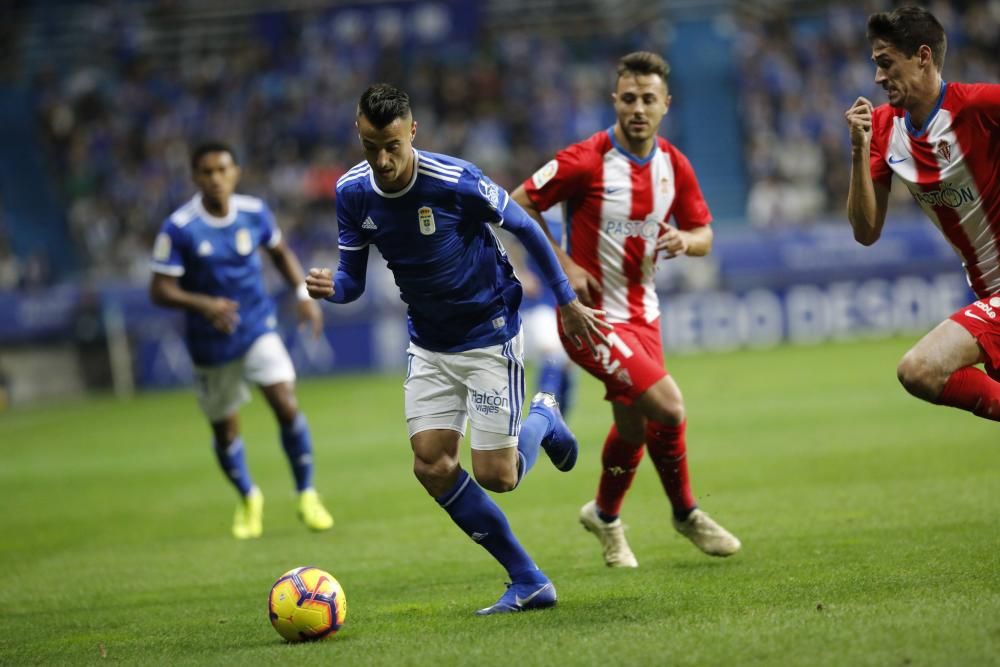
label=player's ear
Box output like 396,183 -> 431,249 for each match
917,44 -> 934,69
410,120 -> 417,141
664,94 -> 672,112
232,164 -> 242,183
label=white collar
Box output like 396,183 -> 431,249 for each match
370,149 -> 420,199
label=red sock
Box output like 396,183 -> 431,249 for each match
595,425 -> 645,518
645,420 -> 697,521
936,367 -> 1000,421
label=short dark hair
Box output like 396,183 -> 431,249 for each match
358,84 -> 411,129
867,6 -> 946,70
616,51 -> 671,83
190,141 -> 237,171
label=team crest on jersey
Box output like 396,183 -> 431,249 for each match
153,233 -> 172,261
936,140 -> 952,162
531,159 -> 558,189
234,228 -> 253,255
418,206 -> 436,235
477,179 -> 501,210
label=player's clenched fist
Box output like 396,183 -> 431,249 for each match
845,96 -> 874,148
305,267 -> 335,299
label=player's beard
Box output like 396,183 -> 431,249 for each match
622,120 -> 652,144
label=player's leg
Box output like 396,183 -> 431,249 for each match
407,341 -> 554,615
579,402 -> 644,568
633,374 -> 693,520
411,429 -> 555,615
195,361 -> 261,539
636,374 -> 741,556
899,310 -> 1000,421
558,322 -> 656,567
247,333 -> 332,531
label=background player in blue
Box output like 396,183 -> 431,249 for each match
305,84 -> 610,615
508,211 -> 577,415
150,141 -> 334,539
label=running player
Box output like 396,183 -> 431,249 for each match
511,52 -> 741,568
150,141 -> 334,539
845,6 -> 1000,421
305,84 -> 609,614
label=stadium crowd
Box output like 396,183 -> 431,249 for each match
25,2 -> 665,284
11,0 -> 1000,283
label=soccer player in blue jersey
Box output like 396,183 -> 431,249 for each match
150,141 -> 335,539
305,84 -> 610,615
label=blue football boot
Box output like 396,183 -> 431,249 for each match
530,392 -> 578,472
475,579 -> 557,616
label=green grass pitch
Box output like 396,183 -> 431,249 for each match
1,337 -> 998,666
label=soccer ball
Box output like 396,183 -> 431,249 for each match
268,566 -> 347,642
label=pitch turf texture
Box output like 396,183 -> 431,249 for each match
2,337 -> 998,666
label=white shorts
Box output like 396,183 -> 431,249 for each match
404,330 -> 525,451
193,332 -> 296,422
521,304 -> 567,363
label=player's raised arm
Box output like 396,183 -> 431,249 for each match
845,96 -> 890,245
308,190 -> 372,304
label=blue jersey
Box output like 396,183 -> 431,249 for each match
334,149 -> 523,353
151,194 -> 281,366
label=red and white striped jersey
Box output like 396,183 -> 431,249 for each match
522,129 -> 711,324
870,82 -> 1000,298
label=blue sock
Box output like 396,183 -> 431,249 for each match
436,469 -> 546,584
213,437 -> 254,496
557,368 -> 576,418
516,410 -> 552,484
537,359 -> 565,397
280,413 -> 314,492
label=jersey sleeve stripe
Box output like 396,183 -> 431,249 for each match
169,199 -> 199,226
267,228 -> 282,248
418,161 -> 464,178
337,167 -> 371,187
337,170 -> 371,188
419,155 -> 464,174
417,168 -> 460,184
338,242 -> 370,251
231,194 -> 264,212
151,262 -> 185,276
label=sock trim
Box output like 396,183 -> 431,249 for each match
438,473 -> 472,509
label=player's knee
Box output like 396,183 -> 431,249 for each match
271,396 -> 300,424
476,470 -> 518,494
412,455 -> 458,491
647,401 -> 684,426
212,421 -> 240,447
896,351 -> 944,401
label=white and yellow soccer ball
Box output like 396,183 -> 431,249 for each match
268,566 -> 347,642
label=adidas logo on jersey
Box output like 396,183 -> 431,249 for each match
197,240 -> 214,256
361,216 -> 377,231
